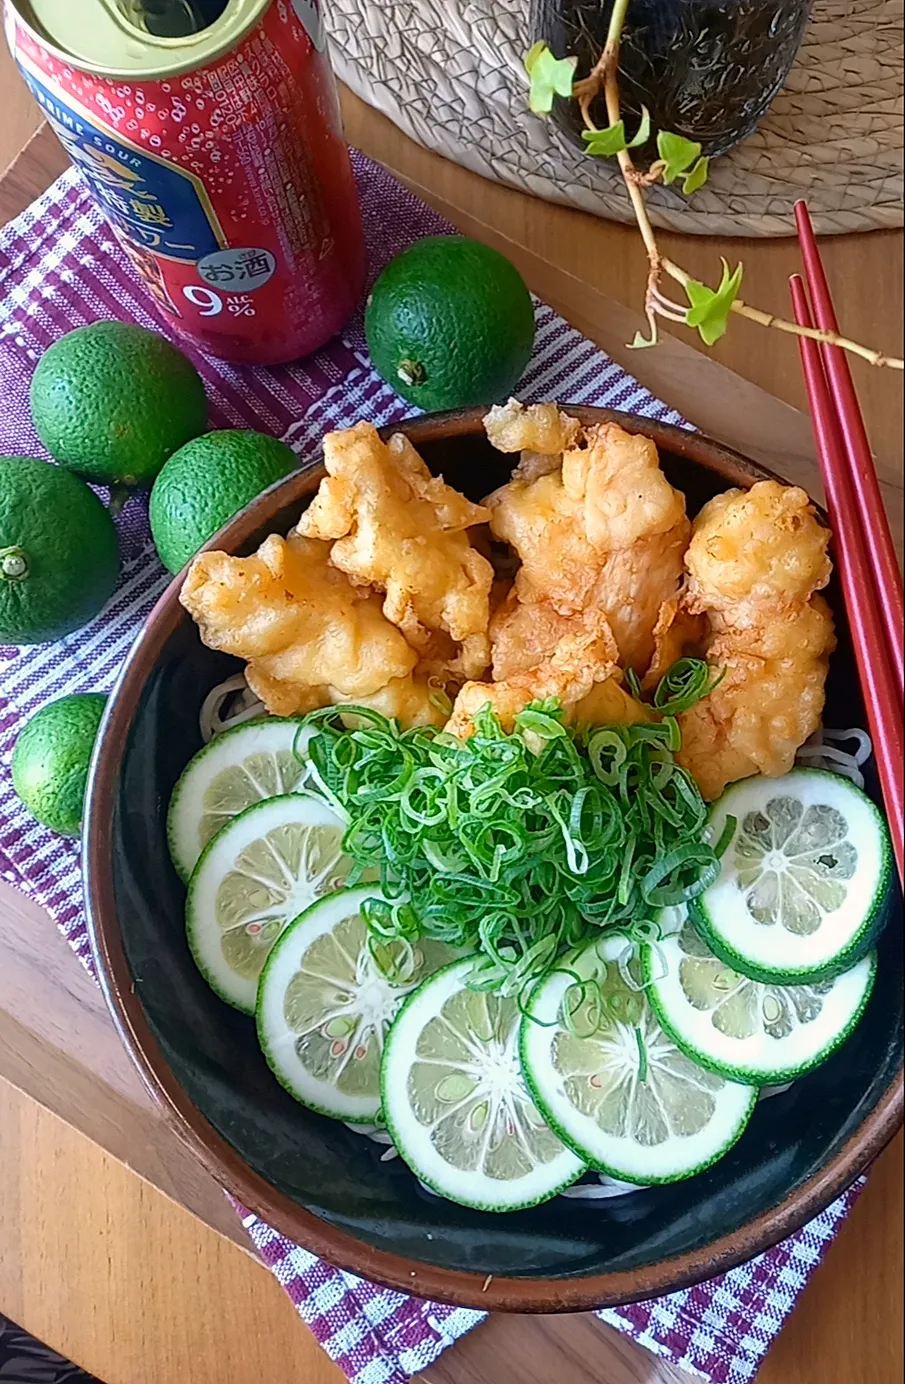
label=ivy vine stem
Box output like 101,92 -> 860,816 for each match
552,1 -> 903,369
660,257 -> 904,369
574,0 -> 668,345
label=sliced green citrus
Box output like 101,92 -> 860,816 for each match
257,888 -> 457,1122
167,719 -> 312,882
692,769 -> 891,984
521,935 -> 756,1183
186,793 -> 351,1013
645,913 -> 876,1085
382,958 -> 585,1211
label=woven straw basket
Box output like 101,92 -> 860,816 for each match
325,0 -> 903,236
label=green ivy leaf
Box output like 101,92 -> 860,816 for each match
581,106 -> 652,159
524,43 -> 578,115
628,330 -> 658,350
682,155 -> 710,196
627,106 -> 653,149
684,259 -> 744,347
582,121 -> 628,156
657,130 -> 703,185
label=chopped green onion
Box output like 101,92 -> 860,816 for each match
300,699 -> 720,999
712,813 -> 739,859
652,658 -> 725,716
562,978 -> 604,1037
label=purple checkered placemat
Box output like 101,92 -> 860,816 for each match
0,153 -> 862,1384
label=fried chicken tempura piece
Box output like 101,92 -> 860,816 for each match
445,619 -> 649,739
593,526 -> 694,675
297,421 -> 493,678
484,398 -> 582,477
678,602 -> 834,801
677,483 -> 835,800
684,481 -> 832,615
485,411 -> 690,673
181,532 -> 443,726
489,587 -> 619,680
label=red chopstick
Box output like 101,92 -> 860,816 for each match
795,201 -> 904,692
789,273 -> 904,885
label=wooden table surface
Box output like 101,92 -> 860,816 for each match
0,37 -> 902,1384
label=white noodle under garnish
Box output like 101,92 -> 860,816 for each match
343,1123 -> 399,1160
821,727 -> 873,765
199,674 -> 267,741
796,727 -> 873,788
560,1174 -> 643,1199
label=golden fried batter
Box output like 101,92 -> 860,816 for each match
677,483 -> 835,800
684,481 -> 832,615
297,421 -> 493,678
484,410 -> 690,673
642,598 -> 707,692
484,398 -> 582,463
182,409 -> 837,794
446,617 -> 648,739
489,587 -> 618,681
677,624 -> 833,800
180,532 -> 443,725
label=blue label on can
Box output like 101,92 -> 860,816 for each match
19,69 -> 222,263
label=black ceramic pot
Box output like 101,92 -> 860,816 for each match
531,0 -> 813,158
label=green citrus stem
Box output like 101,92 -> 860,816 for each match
0,545 -> 29,581
397,359 -> 427,387
107,483 -> 132,518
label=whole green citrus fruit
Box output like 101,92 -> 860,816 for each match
149,429 -> 297,574
0,457 -> 119,644
12,692 -> 108,836
365,236 -> 536,412
30,322 -> 208,487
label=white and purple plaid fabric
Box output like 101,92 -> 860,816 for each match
0,153 -> 862,1384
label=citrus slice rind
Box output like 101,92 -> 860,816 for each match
168,719 -> 313,882
645,915 -> 876,1085
186,792 -> 349,1013
521,936 -> 756,1183
257,888 -> 456,1122
692,769 -> 891,984
382,959 -> 585,1211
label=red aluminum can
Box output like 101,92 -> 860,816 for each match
5,1 -> 367,365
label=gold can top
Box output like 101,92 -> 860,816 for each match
10,0 -> 270,77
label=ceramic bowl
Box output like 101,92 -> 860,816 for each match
84,407 -> 904,1312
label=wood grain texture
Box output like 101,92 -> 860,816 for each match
0,1077 -> 346,1384
0,42 -> 41,178
0,67 -> 901,1384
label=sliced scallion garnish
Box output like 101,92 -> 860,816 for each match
299,661 -> 721,997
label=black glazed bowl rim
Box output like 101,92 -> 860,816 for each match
83,406 -> 904,1313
